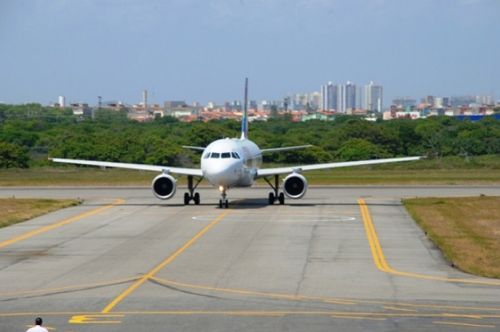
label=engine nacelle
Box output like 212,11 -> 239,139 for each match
152,174 -> 177,200
283,173 -> 308,199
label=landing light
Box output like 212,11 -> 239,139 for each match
219,186 -> 224,192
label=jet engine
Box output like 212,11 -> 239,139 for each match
152,174 -> 177,200
283,173 -> 308,199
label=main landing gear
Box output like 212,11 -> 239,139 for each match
218,187 -> 229,209
184,175 -> 203,205
264,175 -> 285,205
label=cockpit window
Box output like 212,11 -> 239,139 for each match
231,152 -> 240,159
211,152 -> 220,158
203,152 -> 210,159
221,152 -> 231,159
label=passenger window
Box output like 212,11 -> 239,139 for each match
221,152 -> 231,159
211,152 -> 220,158
231,152 -> 240,159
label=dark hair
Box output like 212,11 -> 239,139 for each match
35,317 -> 43,325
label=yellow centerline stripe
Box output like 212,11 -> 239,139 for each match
357,199 -> 500,286
101,210 -> 230,313
433,321 -> 496,329
0,198 -> 125,249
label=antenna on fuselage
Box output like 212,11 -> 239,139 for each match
241,77 -> 249,140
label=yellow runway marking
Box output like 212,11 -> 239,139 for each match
0,198 -> 125,249
433,321 -> 496,328
331,314 -> 386,321
1,310 -> 500,320
0,276 -> 140,298
383,306 -> 418,312
69,314 -> 124,324
150,276 -> 357,305
358,199 -> 500,286
101,210 -> 230,313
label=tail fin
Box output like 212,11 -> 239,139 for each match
240,77 -> 249,140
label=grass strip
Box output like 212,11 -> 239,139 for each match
0,198 -> 80,228
403,196 -> 500,278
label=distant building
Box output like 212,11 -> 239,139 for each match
393,97 -> 417,109
422,95 -> 435,106
476,95 -> 494,105
344,81 -> 356,113
164,101 -> 187,116
320,82 -> 337,111
58,96 -> 66,108
434,97 -> 444,109
363,81 -> 383,112
70,103 -> 91,118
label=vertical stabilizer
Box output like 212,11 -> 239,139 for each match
241,77 -> 249,140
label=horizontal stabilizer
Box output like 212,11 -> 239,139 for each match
182,146 -> 206,151
261,145 -> 313,153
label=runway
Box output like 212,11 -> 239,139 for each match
1,186 -> 500,331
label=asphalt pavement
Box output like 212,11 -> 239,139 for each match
1,185 -> 499,332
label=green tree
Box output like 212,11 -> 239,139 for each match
0,141 -> 29,168
335,138 -> 390,161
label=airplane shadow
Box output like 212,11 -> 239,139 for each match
83,201 -> 403,209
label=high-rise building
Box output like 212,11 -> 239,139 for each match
320,82 -> 337,111
344,81 -> 356,113
345,81 -> 356,110
363,81 -> 383,112
337,84 -> 346,113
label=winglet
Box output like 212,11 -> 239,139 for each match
241,77 -> 249,140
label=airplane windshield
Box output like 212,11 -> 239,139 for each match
208,152 -> 240,159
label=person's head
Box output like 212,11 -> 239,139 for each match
35,317 -> 43,326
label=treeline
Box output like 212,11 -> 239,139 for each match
0,103 -> 499,168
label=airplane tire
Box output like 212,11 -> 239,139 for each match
194,192 -> 200,205
225,200 -> 229,208
219,200 -> 223,208
184,193 -> 190,205
278,192 -> 285,205
268,192 -> 275,205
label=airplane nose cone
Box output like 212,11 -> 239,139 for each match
203,161 -> 240,187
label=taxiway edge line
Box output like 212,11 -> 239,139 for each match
0,198 -> 125,249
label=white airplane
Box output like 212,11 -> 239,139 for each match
51,79 -> 421,208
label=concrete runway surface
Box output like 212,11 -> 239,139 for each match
1,186 -> 500,331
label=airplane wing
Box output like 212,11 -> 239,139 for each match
261,145 -> 312,153
257,156 -> 421,177
50,158 -> 203,177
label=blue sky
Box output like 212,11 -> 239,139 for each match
1,0 -> 499,105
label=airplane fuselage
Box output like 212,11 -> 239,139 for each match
201,138 -> 262,189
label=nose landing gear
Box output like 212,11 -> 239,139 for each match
218,187 -> 229,208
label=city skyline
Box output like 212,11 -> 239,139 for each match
1,0 -> 499,105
